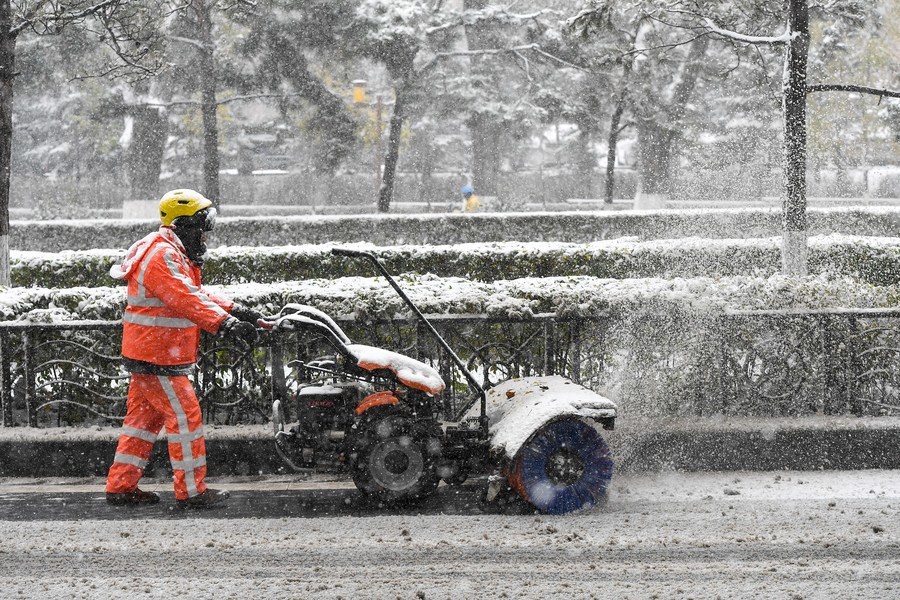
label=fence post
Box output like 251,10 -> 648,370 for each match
815,314 -> 846,416
572,318 -> 582,384
543,320 -> 553,375
1,330 -> 10,426
820,314 -> 853,416
717,315 -> 727,414
415,320 -> 426,360
23,330 -> 36,427
844,316 -> 862,415
269,332 -> 289,422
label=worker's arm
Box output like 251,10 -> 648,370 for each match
141,249 -> 231,333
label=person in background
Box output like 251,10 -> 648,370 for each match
105,189 -> 262,509
461,184 -> 481,212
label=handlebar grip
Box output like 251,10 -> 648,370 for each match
331,247 -> 367,258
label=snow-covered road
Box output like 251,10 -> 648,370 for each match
1,470 -> 899,599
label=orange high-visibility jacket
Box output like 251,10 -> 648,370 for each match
111,227 -> 233,366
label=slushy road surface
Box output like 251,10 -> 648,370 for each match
1,470 -> 898,599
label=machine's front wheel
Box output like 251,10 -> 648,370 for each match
350,411 -> 441,503
507,418 -> 613,514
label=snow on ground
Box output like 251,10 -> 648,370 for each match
1,469 -> 899,599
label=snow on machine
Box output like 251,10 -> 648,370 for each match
269,248 -> 616,514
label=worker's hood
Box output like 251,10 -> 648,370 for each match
109,227 -> 185,280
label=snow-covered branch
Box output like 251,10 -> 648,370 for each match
702,17 -> 792,45
424,21 -> 457,36
807,84 -> 900,99
425,7 -> 560,36
11,0 -> 122,36
141,92 -> 307,108
422,43 -> 587,73
168,35 -> 206,50
565,7 -> 594,30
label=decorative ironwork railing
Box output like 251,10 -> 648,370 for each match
2,308 -> 900,428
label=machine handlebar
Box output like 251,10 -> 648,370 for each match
329,245 -> 486,406
330,247 -> 372,259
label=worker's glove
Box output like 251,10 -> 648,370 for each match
230,303 -> 264,324
219,316 -> 258,347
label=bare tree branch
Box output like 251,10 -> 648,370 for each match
512,51 -> 531,80
806,84 -> 900,98
527,44 -> 588,72
620,32 -> 710,57
644,12 -> 699,32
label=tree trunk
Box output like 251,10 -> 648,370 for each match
464,0 -> 502,197
377,87 -> 406,213
634,37 -> 708,209
0,3 -> 15,287
196,0 -> 219,205
604,60 -> 632,204
126,105 -> 168,202
634,120 -> 674,207
781,0 -> 810,277
604,106 -> 625,204
574,125 -> 595,199
469,112 -> 503,197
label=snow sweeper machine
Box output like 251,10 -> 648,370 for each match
268,248 -> 617,514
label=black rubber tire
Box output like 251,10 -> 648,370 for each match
441,466 -> 469,486
349,410 -> 441,503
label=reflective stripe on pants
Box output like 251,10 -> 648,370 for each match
106,373 -> 208,500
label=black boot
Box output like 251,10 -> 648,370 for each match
176,488 -> 230,509
106,488 -> 161,506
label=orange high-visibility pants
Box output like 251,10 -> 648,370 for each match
106,374 -> 208,500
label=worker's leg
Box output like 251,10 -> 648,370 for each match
145,375 -> 208,500
106,374 -> 165,494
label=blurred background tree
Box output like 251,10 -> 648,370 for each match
4,0 -> 897,224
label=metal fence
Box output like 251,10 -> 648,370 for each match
3,308 -> 900,428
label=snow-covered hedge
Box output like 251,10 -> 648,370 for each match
5,273 -> 899,424
10,206 -> 900,251
2,272 -> 896,324
12,235 -> 900,288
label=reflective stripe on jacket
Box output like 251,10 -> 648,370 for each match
114,228 -> 233,366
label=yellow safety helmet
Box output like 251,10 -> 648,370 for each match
158,189 -> 213,227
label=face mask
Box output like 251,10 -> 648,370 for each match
173,207 -> 216,265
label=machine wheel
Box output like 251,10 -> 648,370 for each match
350,410 -> 441,503
507,418 -> 613,515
